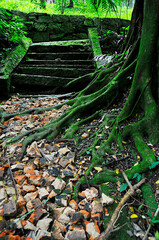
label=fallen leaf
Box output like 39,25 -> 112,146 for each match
116,169 -> 119,174
94,167 -> 102,172
130,214 -> 138,219
129,206 -> 134,212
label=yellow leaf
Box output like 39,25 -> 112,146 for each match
129,206 -> 134,212
137,156 -> 140,159
79,162 -> 82,165
13,195 -> 17,201
116,169 -> 119,174
94,167 -> 103,172
102,182 -> 109,185
130,214 -> 138,219
122,141 -> 127,144
0,216 -> 3,221
155,180 -> 159,185
95,146 -> 100,150
88,129 -> 91,132
134,162 -> 139,166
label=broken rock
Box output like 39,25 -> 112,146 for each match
38,187 -> 49,200
36,218 -> 52,231
58,213 -> 70,225
65,229 -> 87,240
52,220 -> 64,240
3,199 -> 17,217
91,200 -> 103,214
82,187 -> 98,200
36,229 -> 51,240
85,222 -> 100,239
101,193 -> 114,205
52,178 -> 66,191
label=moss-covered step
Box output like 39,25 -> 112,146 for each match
11,73 -> 74,87
26,52 -> 93,60
29,40 -> 91,53
0,37 -> 32,99
88,28 -> 103,68
23,59 -> 95,68
16,67 -> 93,78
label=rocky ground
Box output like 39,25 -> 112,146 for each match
0,95 -> 159,240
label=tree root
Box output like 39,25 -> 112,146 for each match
101,175 -> 146,239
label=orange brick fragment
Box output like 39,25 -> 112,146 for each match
69,199 -> 78,210
3,121 -> 8,125
80,210 -> 90,219
21,220 -> 27,228
94,220 -> 100,233
24,169 -> 35,176
14,116 -> 24,121
3,163 -> 9,168
0,167 -> 4,173
14,175 -> 26,185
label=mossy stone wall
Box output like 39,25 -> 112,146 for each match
7,9 -> 129,42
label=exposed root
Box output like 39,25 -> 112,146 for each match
101,176 -> 146,240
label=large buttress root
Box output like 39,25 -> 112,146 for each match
86,0 -> 159,186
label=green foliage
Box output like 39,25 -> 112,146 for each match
120,25 -> 129,34
149,160 -> 159,169
132,173 -> 141,182
0,0 -> 133,19
120,182 -> 128,192
155,231 -> 159,240
0,9 -> 27,44
0,8 -> 27,62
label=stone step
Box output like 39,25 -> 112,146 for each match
17,67 -> 93,78
23,59 -> 95,67
29,45 -> 91,53
29,39 -> 91,53
12,73 -> 74,87
27,52 -> 93,60
22,64 -> 95,69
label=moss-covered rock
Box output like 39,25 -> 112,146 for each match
0,36 -> 32,99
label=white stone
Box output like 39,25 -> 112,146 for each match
58,147 -> 70,157
36,218 -> 52,231
65,229 -> 86,240
86,222 -> 100,239
82,187 -> 98,200
101,193 -> 114,205
52,178 -> 66,191
24,192 -> 37,202
5,187 -> 16,196
0,188 -> 7,201
38,188 -> 49,199
63,207 -> 75,217
24,221 -> 36,231
58,213 -> 70,225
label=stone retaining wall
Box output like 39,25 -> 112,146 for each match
9,9 -> 129,42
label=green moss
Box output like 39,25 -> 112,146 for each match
100,185 -> 135,240
141,183 -> 158,217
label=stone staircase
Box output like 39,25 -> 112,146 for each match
11,39 -> 95,94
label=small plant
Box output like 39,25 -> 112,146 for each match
0,9 -> 27,44
120,25 -> 129,35
0,8 -> 27,62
